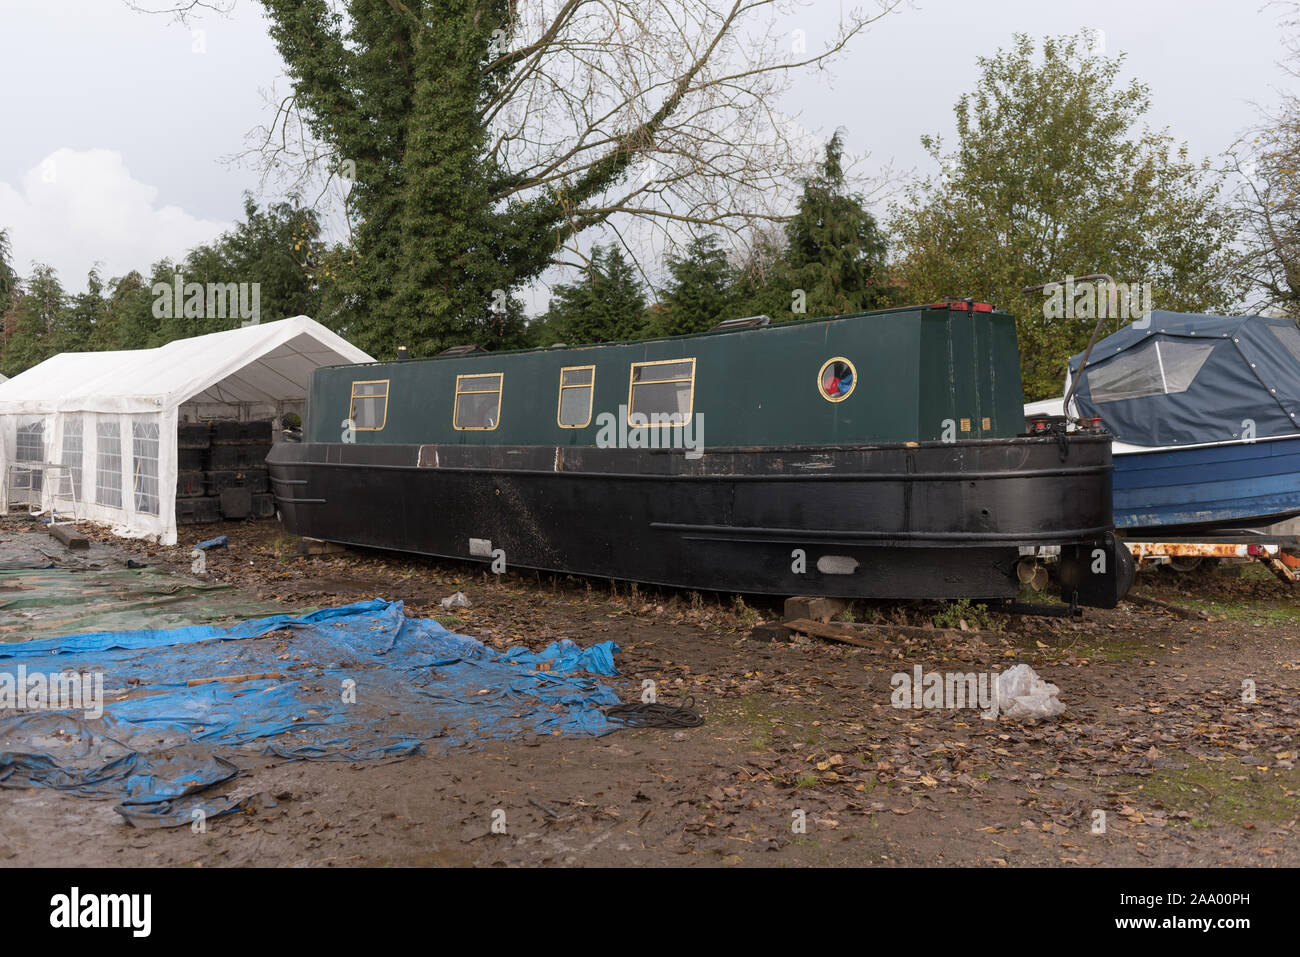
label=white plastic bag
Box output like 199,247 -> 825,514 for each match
994,664 -> 1065,720
440,591 -> 472,610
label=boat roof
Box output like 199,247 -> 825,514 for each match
1066,310 -> 1300,447
321,302 -> 1009,372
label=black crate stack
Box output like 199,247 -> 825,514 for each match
175,420 -> 277,524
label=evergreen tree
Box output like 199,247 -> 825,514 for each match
538,245 -> 646,345
95,271 -> 155,352
729,225 -> 796,321
53,267 -> 107,354
659,235 -> 736,336
732,136 -> 898,321
1,265 -> 65,377
161,196 -> 324,341
783,133 -> 897,316
0,229 -> 15,320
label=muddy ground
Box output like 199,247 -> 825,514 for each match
2,519 -> 1297,867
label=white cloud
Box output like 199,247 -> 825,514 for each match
0,148 -> 230,289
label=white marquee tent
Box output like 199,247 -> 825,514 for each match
0,316 -> 373,544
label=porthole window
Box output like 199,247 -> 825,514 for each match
818,357 -> 856,402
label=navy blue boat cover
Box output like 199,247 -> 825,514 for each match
1068,311 -> 1300,447
0,599 -> 621,827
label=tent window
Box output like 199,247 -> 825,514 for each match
1268,324 -> 1300,366
1088,340 -> 1215,403
628,359 -> 695,425
454,373 -> 503,430
16,419 -> 44,463
96,420 -> 123,509
61,416 -> 83,500
350,379 -> 388,430
132,421 -> 160,516
557,365 -> 594,428
16,419 -> 45,493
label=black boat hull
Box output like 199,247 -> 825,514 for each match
267,436 -> 1123,603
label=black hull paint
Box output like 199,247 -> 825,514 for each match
268,436 -> 1121,603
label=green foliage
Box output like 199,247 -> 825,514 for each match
658,234 -> 737,336
890,32 -> 1242,400
177,195 -> 323,336
55,268 -> 108,356
0,197 -> 321,374
733,134 -> 899,321
1,265 -> 66,378
258,0 -> 638,357
1235,116 -> 1300,317
931,598 -> 999,631
0,228 -> 16,318
782,132 -> 898,316
532,245 -> 647,346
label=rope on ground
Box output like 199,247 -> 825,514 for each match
605,696 -> 704,729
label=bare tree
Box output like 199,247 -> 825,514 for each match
1230,1 -> 1300,315
140,0 -> 902,266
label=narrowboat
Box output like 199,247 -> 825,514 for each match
269,302 -> 1133,607
1026,311 -> 1300,537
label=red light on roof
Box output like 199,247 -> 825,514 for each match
928,301 -> 995,312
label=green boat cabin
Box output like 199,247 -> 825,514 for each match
306,303 -> 1026,449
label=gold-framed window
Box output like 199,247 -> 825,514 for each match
817,357 -> 856,403
628,358 -> 695,426
557,365 -> 595,428
350,379 -> 390,430
453,372 -> 503,430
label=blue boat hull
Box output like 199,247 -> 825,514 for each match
1114,436 -> 1300,535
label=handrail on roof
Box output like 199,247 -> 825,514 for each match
709,314 -> 771,332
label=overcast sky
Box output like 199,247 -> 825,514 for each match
0,0 -> 1292,297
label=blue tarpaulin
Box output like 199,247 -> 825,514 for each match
0,599 -> 622,827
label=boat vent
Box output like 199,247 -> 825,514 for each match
438,344 -> 488,356
709,314 -> 771,332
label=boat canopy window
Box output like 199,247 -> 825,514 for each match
1087,340 -> 1215,404
557,365 -> 594,428
350,379 -> 389,430
628,359 -> 695,425
1268,323 -> 1300,366
454,373 -> 503,430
